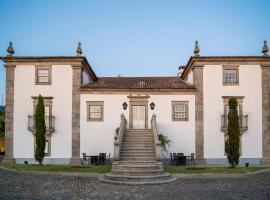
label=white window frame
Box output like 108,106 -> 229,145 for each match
35,66 -> 52,85
87,101 -> 104,121
223,65 -> 239,85
222,96 -> 244,156
172,101 -> 189,121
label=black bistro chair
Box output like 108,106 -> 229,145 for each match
186,153 -> 195,166
170,153 -> 176,165
173,153 -> 179,165
98,153 -> 106,165
106,153 -> 111,165
81,153 -> 90,165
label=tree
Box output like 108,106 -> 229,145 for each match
225,97 -> 240,168
0,111 -> 4,137
34,95 -> 46,165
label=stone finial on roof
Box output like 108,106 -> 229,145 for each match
76,42 -> 82,56
6,41 -> 15,56
193,40 -> 200,57
262,40 -> 269,57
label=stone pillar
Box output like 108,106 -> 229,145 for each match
193,65 -> 206,165
2,65 -> 16,164
69,65 -> 81,166
261,64 -> 270,165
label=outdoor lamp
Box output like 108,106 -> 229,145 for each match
122,102 -> 128,110
150,102 -> 155,110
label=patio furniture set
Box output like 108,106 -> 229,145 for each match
81,153 -> 111,166
170,153 -> 195,166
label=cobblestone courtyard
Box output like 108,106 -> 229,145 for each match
0,168 -> 270,200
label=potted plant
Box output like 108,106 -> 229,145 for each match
114,127 -> 119,141
158,133 -> 172,152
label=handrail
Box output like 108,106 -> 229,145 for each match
28,115 -> 55,133
221,114 -> 248,133
113,113 -> 127,161
151,114 -> 162,161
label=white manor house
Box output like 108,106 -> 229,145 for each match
1,41 -> 270,167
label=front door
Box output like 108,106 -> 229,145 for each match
132,105 -> 145,129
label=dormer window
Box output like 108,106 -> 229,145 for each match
35,66 -> 52,85
223,65 -> 239,85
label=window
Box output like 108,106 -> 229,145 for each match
224,69 -> 237,83
35,66 -> 52,85
223,65 -> 239,85
172,101 -> 189,121
87,101 -> 104,121
44,105 -> 51,128
31,96 -> 53,157
45,140 -> 49,155
222,96 -> 244,156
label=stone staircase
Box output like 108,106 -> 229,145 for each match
100,129 -> 176,185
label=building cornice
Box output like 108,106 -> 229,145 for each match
0,56 -> 98,81
181,56 -> 270,80
80,87 -> 196,94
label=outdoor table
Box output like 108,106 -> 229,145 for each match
177,155 -> 187,166
90,155 -> 99,165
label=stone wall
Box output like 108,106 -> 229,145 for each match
261,64 -> 270,165
2,65 -> 15,164
193,65 -> 206,165
69,65 -> 81,165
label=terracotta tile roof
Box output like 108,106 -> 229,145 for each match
82,77 -> 194,89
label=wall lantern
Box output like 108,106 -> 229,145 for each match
122,102 -> 128,110
150,102 -> 155,110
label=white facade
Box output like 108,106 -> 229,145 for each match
80,94 -> 195,157
203,65 -> 262,164
13,65 -> 73,164
3,55 -> 268,166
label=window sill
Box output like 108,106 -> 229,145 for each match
87,119 -> 104,122
223,82 -> 239,86
172,118 -> 189,121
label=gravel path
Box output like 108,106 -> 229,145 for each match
0,168 -> 270,200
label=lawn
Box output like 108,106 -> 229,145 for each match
0,164 -> 269,174
0,164 -> 112,173
164,165 -> 269,174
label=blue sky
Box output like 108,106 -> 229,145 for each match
0,0 -> 270,105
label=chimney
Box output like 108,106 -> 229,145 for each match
178,66 -> 185,77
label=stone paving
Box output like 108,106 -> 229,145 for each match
0,168 -> 270,200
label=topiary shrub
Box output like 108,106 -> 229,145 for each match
225,97 -> 240,168
34,95 -> 46,165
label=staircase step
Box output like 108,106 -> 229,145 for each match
122,141 -> 154,144
111,169 -> 164,176
124,135 -> 153,138
124,134 -> 153,137
112,164 -> 163,171
120,157 -> 156,161
121,145 -> 155,149
101,129 -> 176,185
120,152 -> 155,157
124,136 -> 153,139
119,160 -> 158,165
120,149 -> 155,153
123,139 -> 154,143
121,147 -> 155,151
125,129 -> 152,131
102,172 -> 175,182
